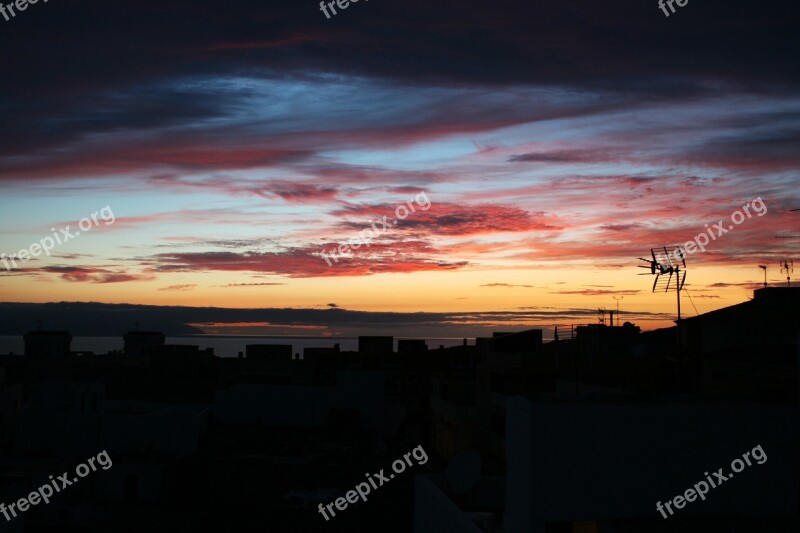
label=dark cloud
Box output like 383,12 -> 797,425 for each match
1,0 -> 798,176
38,266 -> 153,284
481,283 -> 535,288
158,284 -> 197,291
708,282 -> 764,289
223,282 -> 285,287
0,301 -> 678,337
600,223 -> 644,232
150,245 -> 469,278
551,289 -> 641,296
334,203 -> 560,236
509,150 -> 596,163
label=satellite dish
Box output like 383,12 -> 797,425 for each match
445,451 -> 482,494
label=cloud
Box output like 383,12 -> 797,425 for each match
508,149 -> 598,163
551,289 -> 641,296
150,245 -> 469,278
708,282 -> 764,289
0,0 -> 797,314
223,282 -> 285,287
38,266 -> 154,284
158,284 -> 197,291
334,202 -> 560,237
267,181 -> 339,203
481,283 -> 534,288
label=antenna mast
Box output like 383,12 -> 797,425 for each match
638,245 -> 688,389
612,296 -> 624,327
758,265 -> 768,288
780,259 -> 794,287
638,246 -> 687,321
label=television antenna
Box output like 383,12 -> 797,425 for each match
758,265 -> 768,288
637,245 -> 687,321
597,307 -> 607,326
612,296 -> 624,326
638,246 -> 688,390
780,259 -> 794,287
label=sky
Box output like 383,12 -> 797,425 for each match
0,0 -> 798,337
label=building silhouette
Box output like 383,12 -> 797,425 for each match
0,287 -> 796,531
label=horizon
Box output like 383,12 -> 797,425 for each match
0,295 -> 736,338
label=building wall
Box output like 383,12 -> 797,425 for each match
414,476 -> 485,533
506,397 -> 799,532
212,371 -> 384,429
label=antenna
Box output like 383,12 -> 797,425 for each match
638,246 -> 686,320
758,265 -> 768,288
612,296 -> 624,326
638,245 -> 688,389
780,259 -> 794,287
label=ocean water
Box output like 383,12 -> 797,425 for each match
0,335 -> 469,358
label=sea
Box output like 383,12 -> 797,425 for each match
0,335 -> 470,358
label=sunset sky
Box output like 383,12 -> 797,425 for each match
1,0 -> 798,337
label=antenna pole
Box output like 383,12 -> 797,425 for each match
639,246 -> 687,389
758,265 -> 768,288
780,260 -> 794,288
612,296 -> 623,326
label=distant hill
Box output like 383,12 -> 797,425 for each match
0,300 -> 660,338
0,302 -> 205,336
0,301 -> 446,337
